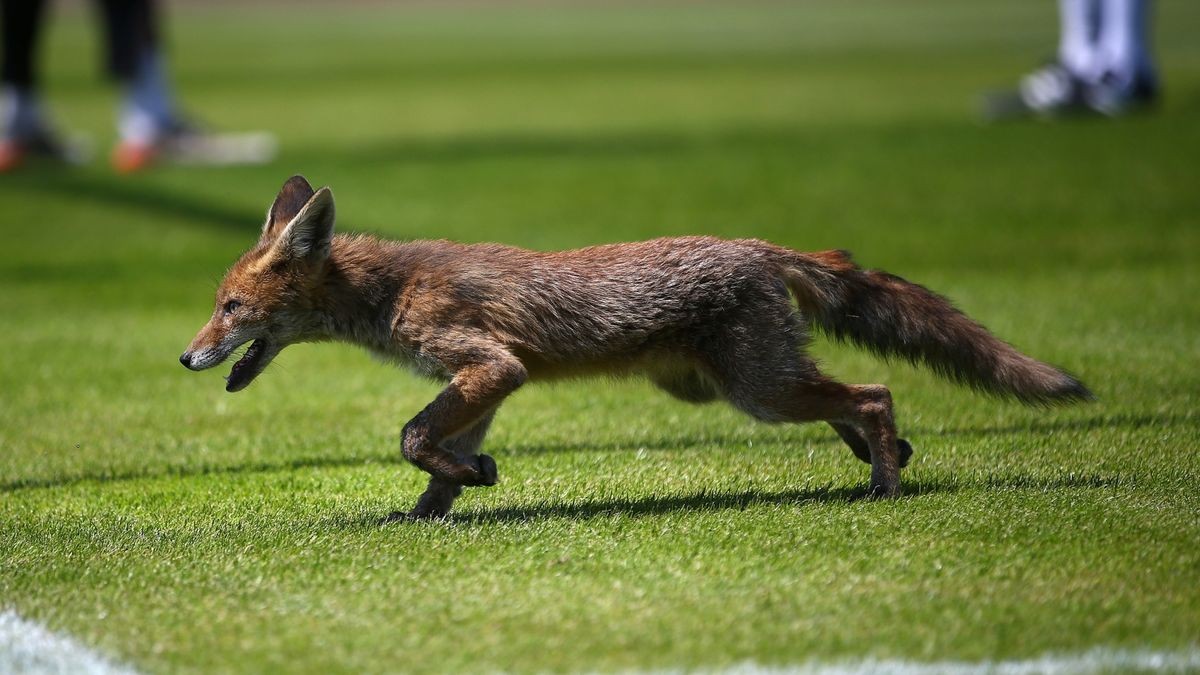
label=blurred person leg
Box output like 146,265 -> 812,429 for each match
1058,0 -> 1102,83
101,0 -> 275,172
982,0 -> 1157,120
99,0 -> 171,145
1087,0 -> 1158,113
99,0 -> 175,170
1,0 -> 46,134
1,0 -> 83,170
982,0 -> 1096,119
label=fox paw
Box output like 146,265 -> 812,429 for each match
898,438 -> 913,468
382,508 -> 450,523
865,482 -> 902,499
403,506 -> 448,521
465,454 -> 498,487
382,510 -> 427,523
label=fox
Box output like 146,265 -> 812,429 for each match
182,175 -> 1091,519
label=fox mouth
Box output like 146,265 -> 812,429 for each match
225,339 -> 273,393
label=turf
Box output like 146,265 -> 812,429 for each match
2,1 -> 1199,672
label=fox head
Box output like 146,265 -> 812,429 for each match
180,175 -> 336,392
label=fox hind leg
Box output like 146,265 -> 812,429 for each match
847,384 -> 903,497
830,422 -> 913,469
703,304 -> 906,497
830,422 -> 873,464
736,375 -> 903,497
649,353 -> 914,474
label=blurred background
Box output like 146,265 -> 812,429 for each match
3,0 -> 1195,245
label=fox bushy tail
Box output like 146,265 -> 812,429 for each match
777,248 -> 1091,405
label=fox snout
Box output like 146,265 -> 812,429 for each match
179,342 -> 228,371
181,326 -> 282,393
181,321 -> 229,370
179,347 -> 221,370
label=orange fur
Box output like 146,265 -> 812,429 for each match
182,176 -> 1089,518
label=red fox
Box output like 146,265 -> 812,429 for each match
182,176 -> 1091,518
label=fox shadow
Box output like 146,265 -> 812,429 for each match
449,482 -> 917,525
355,471 -> 1118,527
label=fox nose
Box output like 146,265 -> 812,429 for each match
180,351 -> 193,368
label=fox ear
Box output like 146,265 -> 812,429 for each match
274,187 -> 336,261
263,175 -> 316,240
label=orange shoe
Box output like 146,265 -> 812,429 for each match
111,140 -> 157,174
0,130 -> 86,172
0,140 -> 25,172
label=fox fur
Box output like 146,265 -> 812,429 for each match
182,176 -> 1091,519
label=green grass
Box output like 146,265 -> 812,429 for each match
2,1 -> 1199,672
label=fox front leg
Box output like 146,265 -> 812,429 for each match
407,410 -> 498,519
399,358 -> 526,494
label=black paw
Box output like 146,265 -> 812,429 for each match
408,508 -> 447,521
382,505 -> 453,523
472,453 -> 498,487
381,510 -> 425,523
897,438 -> 913,468
865,482 -> 902,499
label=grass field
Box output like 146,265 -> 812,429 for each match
2,1 -> 1199,672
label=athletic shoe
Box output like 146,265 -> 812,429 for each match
1085,70 -> 1160,116
111,118 -> 276,173
982,62 -> 1161,122
0,127 -> 89,172
981,62 -> 1090,122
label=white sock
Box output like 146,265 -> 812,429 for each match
118,50 -> 178,145
1096,0 -> 1153,92
1058,0 -> 1104,83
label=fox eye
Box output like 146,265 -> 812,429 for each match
223,299 -> 242,315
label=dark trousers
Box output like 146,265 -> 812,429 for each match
2,0 -> 158,91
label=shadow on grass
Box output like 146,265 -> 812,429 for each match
2,411 -> 1187,494
286,128 -> 742,167
453,483 -> 902,524
367,472 -> 1121,526
0,453 -> 404,493
4,171 -> 256,232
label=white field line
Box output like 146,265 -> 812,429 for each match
2,610 -> 1197,675
649,649 -> 1200,675
0,610 -> 138,675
